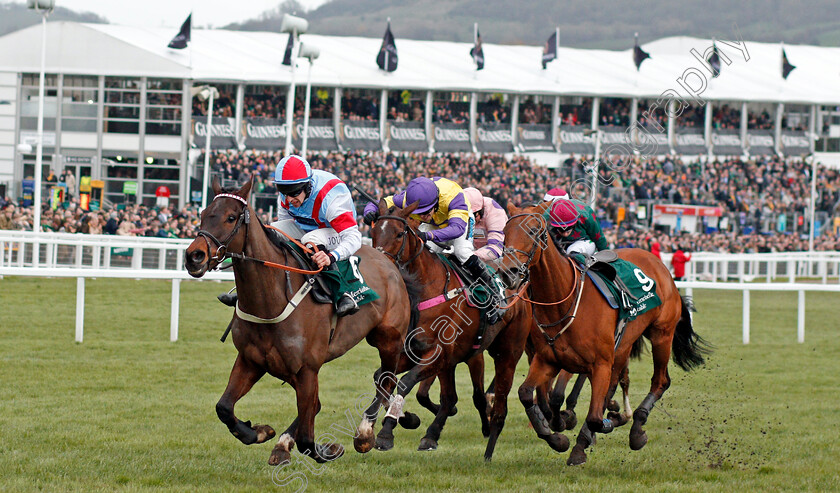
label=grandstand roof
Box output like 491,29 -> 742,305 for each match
0,21 -> 838,104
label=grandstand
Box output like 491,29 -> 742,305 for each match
1,22 -> 840,208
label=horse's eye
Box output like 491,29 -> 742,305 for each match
227,215 -> 236,222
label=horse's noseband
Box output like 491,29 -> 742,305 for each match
197,194 -> 250,263
376,215 -> 424,267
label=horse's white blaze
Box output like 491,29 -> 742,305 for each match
385,395 -> 405,419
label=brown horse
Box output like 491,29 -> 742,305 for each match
184,178 -> 414,465
498,203 -> 709,465
366,200 -> 533,461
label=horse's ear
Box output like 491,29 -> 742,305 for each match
507,202 -> 520,216
535,201 -> 550,213
237,176 -> 253,200
402,200 -> 420,217
378,198 -> 388,214
211,175 -> 222,195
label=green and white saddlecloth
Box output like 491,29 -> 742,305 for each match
319,256 -> 380,307
576,254 -> 662,322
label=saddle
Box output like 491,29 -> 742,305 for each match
577,250 -> 639,310
264,227 -> 333,304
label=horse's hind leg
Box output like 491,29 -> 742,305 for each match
466,353 -> 490,438
290,367 -> 344,463
355,331 -> 406,454
483,344 -> 522,461
568,361 -> 613,466
216,354 -> 275,446
630,333 -> 672,451
375,359 -> 440,451
418,367 -> 458,451
416,376 -> 440,415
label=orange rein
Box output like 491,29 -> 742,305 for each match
254,224 -> 323,275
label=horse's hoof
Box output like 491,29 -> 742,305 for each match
314,443 -> 344,463
567,446 -> 587,466
418,437 -> 438,451
544,433 -> 570,453
629,430 -> 648,451
560,410 -> 577,431
354,433 -> 374,454
374,434 -> 394,451
481,423 -> 491,438
607,399 -> 621,412
268,447 -> 291,466
607,411 -> 629,428
449,405 -> 458,416
253,424 -> 276,444
399,412 -> 422,430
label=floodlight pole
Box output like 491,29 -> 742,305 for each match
32,5 -> 52,237
588,129 -> 602,210
809,154 -> 816,252
201,88 -> 215,210
284,29 -> 298,155
301,58 -> 314,157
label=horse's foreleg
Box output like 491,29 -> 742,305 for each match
568,361 -> 613,466
558,373 -> 586,431
466,353 -> 489,437
291,368 -> 344,464
415,376 -> 441,415
418,367 -> 458,451
355,363 -> 401,453
630,334 -> 672,451
375,359 -> 439,451
518,357 -> 569,454
483,349 -> 519,462
620,366 -> 632,420
216,354 -> 274,446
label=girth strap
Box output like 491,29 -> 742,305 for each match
235,279 -> 314,324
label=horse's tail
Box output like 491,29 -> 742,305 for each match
671,295 -> 712,371
630,336 -> 646,360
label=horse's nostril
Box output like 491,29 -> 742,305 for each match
189,250 -> 205,264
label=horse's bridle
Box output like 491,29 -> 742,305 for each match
196,193 -> 250,263
375,215 -> 425,268
501,212 -> 549,287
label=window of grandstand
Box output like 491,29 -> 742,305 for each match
20,73 -> 59,132
342,89 -> 379,120
192,83 -> 236,117
432,92 -> 470,123
518,96 -> 552,124
597,98 -> 631,127
782,104 -> 809,131
103,154 -> 138,204
386,90 -> 424,122
104,77 -> 140,134
61,75 -> 98,133
145,79 -> 183,136
712,103 -> 740,130
141,156 -> 180,207
557,96 -> 593,126
244,84 -> 287,118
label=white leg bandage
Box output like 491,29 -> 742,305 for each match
385,395 -> 405,420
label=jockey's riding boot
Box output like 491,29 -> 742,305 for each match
463,255 -> 504,325
335,292 -> 360,317
218,292 -> 238,307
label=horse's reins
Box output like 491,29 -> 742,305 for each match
198,193 -> 322,275
503,212 -> 586,346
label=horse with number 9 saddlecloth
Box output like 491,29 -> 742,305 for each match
498,202 -> 710,466
184,177 -> 414,466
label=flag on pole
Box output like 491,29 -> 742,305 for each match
782,46 -> 796,79
168,14 -> 191,50
376,21 -> 398,72
542,30 -> 558,69
707,42 -> 721,78
632,33 -> 650,71
470,25 -> 484,70
282,32 -> 294,66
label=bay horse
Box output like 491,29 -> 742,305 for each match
365,200 -> 534,461
498,203 -> 709,465
184,177 -> 414,465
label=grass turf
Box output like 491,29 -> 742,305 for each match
1,277 -> 839,492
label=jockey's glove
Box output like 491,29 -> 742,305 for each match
363,210 -> 379,225
417,230 -> 430,242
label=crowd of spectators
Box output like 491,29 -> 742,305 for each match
4,150 -> 840,254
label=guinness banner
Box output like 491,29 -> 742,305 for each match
341,120 -> 382,151
635,127 -> 670,155
599,125 -> 634,155
192,117 -> 237,149
476,123 -> 513,153
293,119 -> 338,151
558,125 -> 594,154
433,122 -> 471,152
388,121 -> 428,152
711,128 -> 742,156
518,124 -> 554,151
674,126 -> 706,155
243,118 -> 286,150
747,129 -> 775,155
781,130 -> 810,156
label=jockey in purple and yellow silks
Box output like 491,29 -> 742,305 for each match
363,177 -> 502,324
